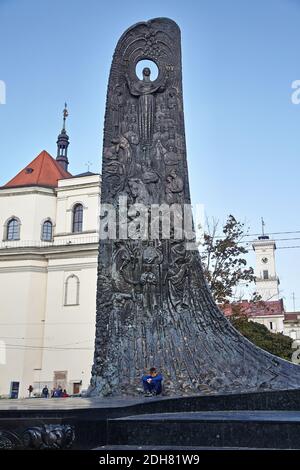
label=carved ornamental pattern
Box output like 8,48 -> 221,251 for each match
0,425 -> 75,450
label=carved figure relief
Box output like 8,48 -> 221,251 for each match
166,169 -> 184,203
90,18 -> 300,398
127,67 -> 165,144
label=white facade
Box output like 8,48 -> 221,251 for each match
284,314 -> 300,346
252,237 -> 279,301
250,314 -> 284,334
0,172 -> 100,398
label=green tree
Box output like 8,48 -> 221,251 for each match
200,214 -> 255,303
231,316 -> 293,361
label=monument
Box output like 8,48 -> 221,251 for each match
3,17 -> 300,452
89,17 -> 300,397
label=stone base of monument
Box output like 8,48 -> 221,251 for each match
103,409 -> 300,449
1,389 -> 300,449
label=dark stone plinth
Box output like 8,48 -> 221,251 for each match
108,411 -> 300,449
1,389 -> 300,449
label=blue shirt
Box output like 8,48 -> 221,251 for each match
142,374 -> 163,384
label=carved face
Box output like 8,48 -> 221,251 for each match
143,67 -> 151,77
107,174 -> 122,196
128,180 -> 140,197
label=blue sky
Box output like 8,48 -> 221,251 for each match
1,0 -> 300,310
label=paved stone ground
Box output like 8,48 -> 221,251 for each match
0,395 -> 172,411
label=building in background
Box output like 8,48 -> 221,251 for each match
252,234 -> 280,302
224,226 -> 300,352
284,313 -> 300,347
223,299 -> 285,334
0,106 -> 100,398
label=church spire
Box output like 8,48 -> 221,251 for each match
259,217 -> 269,240
56,103 -> 70,172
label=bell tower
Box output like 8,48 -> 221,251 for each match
56,103 -> 70,172
252,218 -> 280,301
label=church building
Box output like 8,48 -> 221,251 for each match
0,106 -> 100,398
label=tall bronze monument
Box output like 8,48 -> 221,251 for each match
89,18 -> 300,396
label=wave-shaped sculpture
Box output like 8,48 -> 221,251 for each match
89,17 -> 300,396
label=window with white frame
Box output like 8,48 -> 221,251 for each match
41,220 -> 53,241
6,217 -> 20,240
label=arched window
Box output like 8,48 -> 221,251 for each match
64,275 -> 80,306
41,220 -> 53,241
72,204 -> 83,233
6,218 -> 20,240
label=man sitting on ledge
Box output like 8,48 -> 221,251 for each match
142,367 -> 163,397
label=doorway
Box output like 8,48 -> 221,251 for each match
73,382 -> 81,394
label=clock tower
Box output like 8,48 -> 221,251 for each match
252,221 -> 280,301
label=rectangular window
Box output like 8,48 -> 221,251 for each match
269,322 -> 273,330
263,270 -> 269,280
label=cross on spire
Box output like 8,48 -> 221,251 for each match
85,161 -> 93,172
62,102 -> 69,130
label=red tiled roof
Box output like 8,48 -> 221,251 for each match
2,150 -> 72,189
284,312 -> 300,321
221,299 -> 284,318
